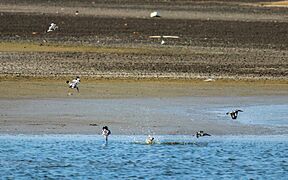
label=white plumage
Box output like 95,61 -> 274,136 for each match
66,76 -> 80,92
146,135 -> 154,144
47,23 -> 58,33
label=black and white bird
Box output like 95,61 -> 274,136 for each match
66,76 -> 80,92
226,109 -> 243,119
195,131 -> 211,138
47,23 -> 58,33
102,126 -> 111,143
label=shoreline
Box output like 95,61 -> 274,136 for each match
1,134 -> 288,138
0,77 -> 287,99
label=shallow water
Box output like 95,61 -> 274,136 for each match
215,104 -> 288,126
0,135 -> 287,179
0,96 -> 287,126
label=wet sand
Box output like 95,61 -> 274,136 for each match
0,78 -> 287,135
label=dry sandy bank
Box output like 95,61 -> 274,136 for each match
0,77 -> 287,99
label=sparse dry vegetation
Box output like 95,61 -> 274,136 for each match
0,0 -> 287,80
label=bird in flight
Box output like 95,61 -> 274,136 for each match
66,76 -> 80,93
47,23 -> 58,33
226,109 -> 243,119
195,131 -> 211,138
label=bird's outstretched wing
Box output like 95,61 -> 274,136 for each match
203,133 -> 211,136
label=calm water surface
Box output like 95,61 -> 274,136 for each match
0,135 -> 287,179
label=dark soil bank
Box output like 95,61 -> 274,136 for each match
0,0 -> 287,79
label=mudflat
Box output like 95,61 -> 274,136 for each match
0,0 -> 287,79
0,0 -> 287,135
0,78 -> 287,135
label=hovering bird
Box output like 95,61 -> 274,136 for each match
226,109 -> 243,119
195,131 -> 211,138
66,76 -> 80,92
146,135 -> 155,144
47,23 -> 58,33
102,126 -> 111,143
